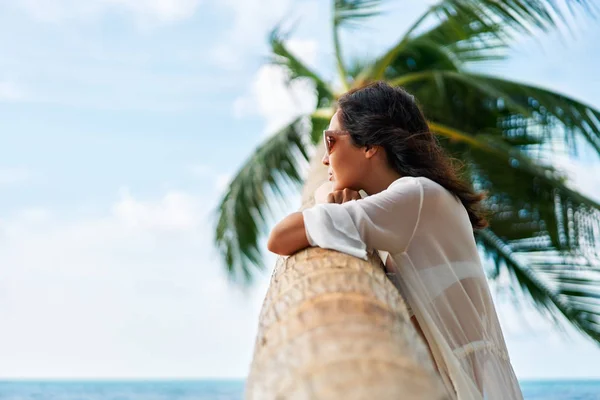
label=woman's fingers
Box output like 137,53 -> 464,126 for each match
327,189 -> 361,204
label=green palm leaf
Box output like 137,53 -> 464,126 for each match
357,0 -> 594,82
413,13 -> 509,63
213,118 -> 310,283
269,27 -> 335,108
395,71 -> 600,155
332,0 -> 386,90
420,1 -> 595,37
478,229 -> 600,342
333,0 -> 385,29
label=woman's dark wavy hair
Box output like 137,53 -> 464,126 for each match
337,81 -> 488,230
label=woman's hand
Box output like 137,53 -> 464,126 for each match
314,182 -> 362,204
327,188 -> 361,204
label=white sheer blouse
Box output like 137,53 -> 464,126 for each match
302,176 -> 523,400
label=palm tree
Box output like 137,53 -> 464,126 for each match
215,0 -> 600,348
245,247 -> 449,399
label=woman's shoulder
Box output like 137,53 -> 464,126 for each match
388,176 -> 445,195
388,176 -> 460,209
387,176 -> 421,191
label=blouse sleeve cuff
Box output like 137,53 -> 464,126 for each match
302,203 -> 369,260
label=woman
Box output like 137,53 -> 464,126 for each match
267,81 -> 524,399
268,82 -> 522,400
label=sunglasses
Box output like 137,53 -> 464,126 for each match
323,129 -> 350,154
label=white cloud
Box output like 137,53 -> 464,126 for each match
14,0 -> 202,27
209,0 -> 291,68
233,39 -> 320,135
0,167 -> 30,185
0,188 -> 272,378
0,81 -> 28,101
112,188 -> 205,231
210,0 -> 320,69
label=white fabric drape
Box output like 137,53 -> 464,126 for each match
303,176 -> 523,400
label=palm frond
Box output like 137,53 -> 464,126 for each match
213,118 -> 310,283
411,1 -> 595,38
413,11 -> 510,63
332,0 -> 386,90
395,71 -> 600,156
333,0 -> 385,29
467,74 -> 600,155
357,37 -> 460,84
357,0 -> 594,82
431,122 -> 600,249
431,123 -> 598,203
478,229 -> 600,343
356,2 -> 508,82
269,27 -> 335,108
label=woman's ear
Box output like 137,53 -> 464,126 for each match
364,145 -> 380,159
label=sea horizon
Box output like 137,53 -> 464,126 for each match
2,377 -> 600,382
1,377 -> 599,400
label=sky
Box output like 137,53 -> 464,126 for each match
1,0 -> 600,380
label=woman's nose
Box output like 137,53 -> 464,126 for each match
322,152 -> 329,166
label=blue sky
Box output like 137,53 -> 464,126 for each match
1,0 -> 599,380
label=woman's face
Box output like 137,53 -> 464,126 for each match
322,111 -> 368,191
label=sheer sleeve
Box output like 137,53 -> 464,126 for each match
302,177 -> 424,259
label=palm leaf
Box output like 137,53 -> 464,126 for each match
413,12 -> 510,63
395,71 -> 600,156
213,118 -> 310,283
415,1 -> 595,37
356,4 -> 508,82
332,0 -> 386,90
466,74 -> 600,155
430,123 -> 600,208
269,27 -> 335,108
333,0 -> 385,29
357,0 -> 594,82
478,229 -> 600,343
432,123 -> 600,262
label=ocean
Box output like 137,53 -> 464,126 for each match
0,379 -> 598,399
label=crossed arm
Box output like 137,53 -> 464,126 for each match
267,212 -> 310,256
267,188 -> 362,256
267,179 -> 422,259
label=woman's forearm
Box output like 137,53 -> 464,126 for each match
267,212 -> 311,256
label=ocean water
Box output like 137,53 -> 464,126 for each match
0,381 -> 245,400
0,379 -> 599,399
520,380 -> 600,400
